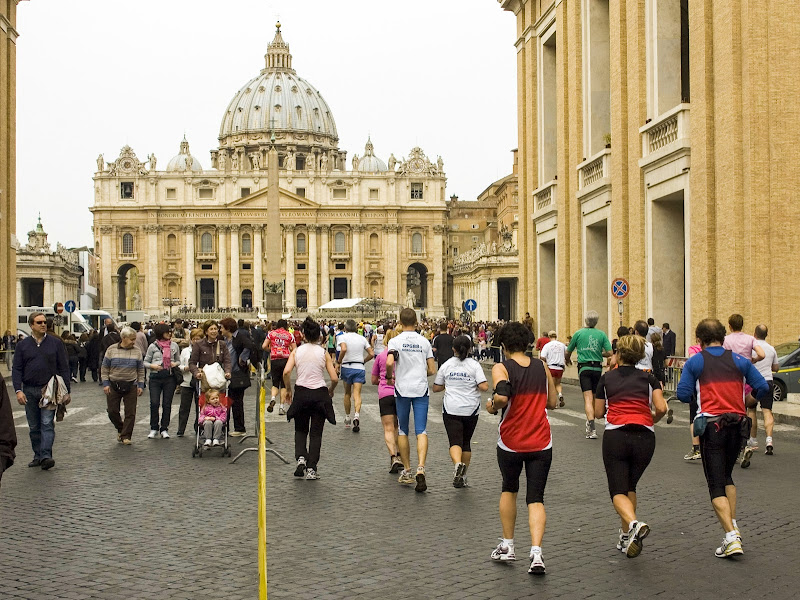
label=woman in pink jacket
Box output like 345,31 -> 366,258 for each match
199,389 -> 227,447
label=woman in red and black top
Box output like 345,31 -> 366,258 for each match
486,322 -> 557,575
595,335 -> 667,558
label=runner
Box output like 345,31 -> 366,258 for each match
539,331 -> 566,407
262,319 -> 296,415
431,323 -> 454,368
677,318 -> 769,558
283,317 -> 339,480
683,340 -> 703,461
565,311 -> 613,439
751,325 -> 779,455
371,328 -> 404,474
487,321 -> 557,575
595,335 -> 668,557
336,319 -> 374,432
632,321 -> 654,371
386,308 -> 436,492
433,335 -> 488,488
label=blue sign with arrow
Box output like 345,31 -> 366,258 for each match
64,300 -> 77,313
464,299 -> 477,312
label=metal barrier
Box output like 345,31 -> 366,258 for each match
663,356 -> 687,401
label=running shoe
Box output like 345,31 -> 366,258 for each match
558,394 -> 565,408
585,421 -> 598,439
344,415 -> 351,429
278,405 -> 286,416
415,466 -> 427,492
305,468 -> 319,480
740,447 -> 754,469
490,540 -> 516,561
666,408 -> 674,424
746,439 -> 759,451
266,398 -> 276,413
616,530 -> 629,553
625,521 -> 650,558
352,413 -> 360,433
528,551 -> 546,575
715,537 -> 743,558
294,457 -> 307,477
684,448 -> 701,461
765,436 -> 774,455
398,469 -> 415,485
147,430 -> 158,439
203,439 -> 212,447
390,456 -> 404,474
453,462 -> 467,488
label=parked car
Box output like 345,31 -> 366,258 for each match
771,342 -> 800,402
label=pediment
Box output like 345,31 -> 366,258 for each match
227,186 -> 320,209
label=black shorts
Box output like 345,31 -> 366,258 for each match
442,411 -> 479,452
580,368 -> 602,393
602,425 -> 656,498
757,383 -> 774,410
699,419 -> 744,499
496,446 -> 552,505
270,358 -> 288,389
378,395 -> 397,417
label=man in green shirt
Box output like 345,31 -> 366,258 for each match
565,310 -> 612,439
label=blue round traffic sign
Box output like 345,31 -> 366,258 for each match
611,278 -> 629,299
464,299 -> 478,312
64,300 -> 77,313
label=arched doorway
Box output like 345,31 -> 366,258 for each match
296,289 -> 308,310
241,289 -> 253,309
117,263 -> 140,314
406,263 -> 427,308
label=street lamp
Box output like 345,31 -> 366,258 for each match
365,292 -> 383,321
162,292 -> 180,320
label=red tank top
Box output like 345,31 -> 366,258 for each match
497,358 -> 552,453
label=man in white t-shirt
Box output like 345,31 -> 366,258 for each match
540,331 -> 567,406
750,324 -> 780,455
336,319 -> 374,433
634,321 -> 654,371
386,308 -> 436,492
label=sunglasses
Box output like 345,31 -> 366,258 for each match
33,320 -> 47,325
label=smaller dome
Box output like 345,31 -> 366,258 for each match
356,137 -> 387,172
166,136 -> 203,172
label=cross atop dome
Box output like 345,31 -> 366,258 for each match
264,21 -> 293,73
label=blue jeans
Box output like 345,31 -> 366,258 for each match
395,394 -> 429,436
23,384 -> 55,460
149,373 -> 176,432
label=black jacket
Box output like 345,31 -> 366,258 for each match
663,330 -> 677,357
0,373 -> 18,481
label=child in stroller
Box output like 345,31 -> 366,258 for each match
193,386 -> 232,457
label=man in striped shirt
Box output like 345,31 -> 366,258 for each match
101,327 -> 145,445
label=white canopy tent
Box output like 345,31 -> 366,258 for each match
317,298 -> 365,310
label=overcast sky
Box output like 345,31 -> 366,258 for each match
16,0 -> 517,249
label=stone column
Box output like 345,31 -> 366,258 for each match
433,225 -> 446,315
254,225 -> 264,309
489,277 -> 498,321
308,224 -> 319,311
320,225 -> 330,305
230,224 -> 240,307
144,224 -> 160,313
385,224 -> 401,304
479,277 -> 490,322
99,225 -> 114,310
284,224 -> 296,308
218,225 -> 228,308
184,225 -> 196,307
43,278 -> 52,307
351,224 -> 365,298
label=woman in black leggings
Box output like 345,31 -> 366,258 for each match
595,335 -> 667,558
432,335 -> 489,488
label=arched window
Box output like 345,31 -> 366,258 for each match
241,233 -> 252,255
296,289 -> 307,309
334,231 -> 346,253
122,233 -> 134,254
241,289 -> 253,308
369,232 -> 379,254
296,232 -> 306,254
411,232 -> 423,254
201,232 -> 213,253
167,233 -> 177,255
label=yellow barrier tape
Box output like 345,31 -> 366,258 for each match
258,383 -> 268,599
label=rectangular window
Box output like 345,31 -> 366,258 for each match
471,224 -> 479,229
201,264 -> 213,271
410,183 -> 423,199
240,187 -> 251,198
166,188 -> 177,200
199,188 -> 214,200
295,187 -> 306,198
369,188 -> 379,201
333,188 -> 347,199
453,247 -> 459,256
297,263 -> 306,270
335,263 -> 346,270
121,182 -> 134,199
472,236 -> 479,242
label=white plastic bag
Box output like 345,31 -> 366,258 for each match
202,362 -> 226,389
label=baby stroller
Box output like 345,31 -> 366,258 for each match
192,383 -> 232,458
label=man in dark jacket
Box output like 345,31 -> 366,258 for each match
662,323 -> 677,357
0,372 -> 17,486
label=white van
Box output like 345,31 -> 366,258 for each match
17,306 -> 92,338
75,309 -> 115,332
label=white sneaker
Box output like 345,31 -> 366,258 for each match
715,536 -> 743,558
160,431 -> 170,439
490,540 -> 516,561
305,468 -> 319,480
203,439 -> 212,447
625,521 -> 650,558
212,439 -> 220,446
344,415 -> 352,428
147,430 -> 158,439
278,404 -> 286,416
528,551 -> 546,575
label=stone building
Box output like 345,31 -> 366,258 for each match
91,24 -> 448,318
0,1 -> 22,332
499,0 -> 800,351
447,150 -> 519,321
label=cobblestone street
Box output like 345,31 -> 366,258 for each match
2,371 -> 799,599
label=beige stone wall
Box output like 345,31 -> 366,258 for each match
501,0 -> 800,349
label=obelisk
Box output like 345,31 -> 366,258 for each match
263,144 -> 283,316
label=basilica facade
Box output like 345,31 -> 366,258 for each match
91,25 -> 448,318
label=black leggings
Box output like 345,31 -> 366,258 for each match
228,386 -> 246,433
699,421 -> 742,499
496,446 -> 552,505
602,426 -> 656,498
293,386 -> 328,470
442,411 -> 479,452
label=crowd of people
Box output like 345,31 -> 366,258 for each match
0,306 -> 783,576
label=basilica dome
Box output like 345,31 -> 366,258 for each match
218,24 -> 338,152
166,136 -> 203,172
355,138 -> 387,172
